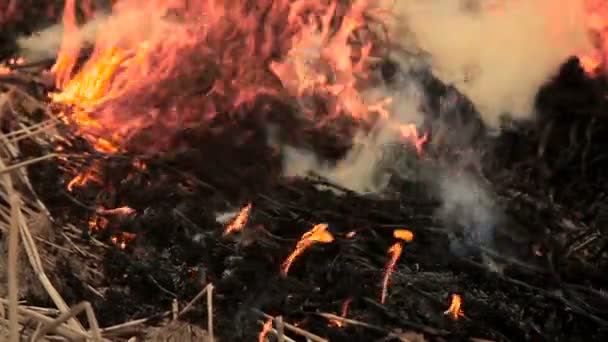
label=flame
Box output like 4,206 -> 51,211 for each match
49,0 -> 392,155
111,231 -> 136,249
345,231 -> 357,239
280,223 -> 334,277
380,242 -> 402,304
66,162 -> 102,191
329,297 -> 352,328
400,124 -> 428,157
258,318 -> 273,342
444,294 -> 465,320
393,229 -> 414,242
223,203 -> 252,237
88,215 -> 108,233
579,0 -> 608,75
0,57 -> 23,75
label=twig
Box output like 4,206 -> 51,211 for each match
207,284 -> 214,341
177,285 -> 208,318
254,310 -> 328,342
1,157 -> 20,342
101,312 -> 171,335
257,320 -> 297,342
0,154 -> 58,176
317,312 -> 389,333
275,316 -> 284,342
32,301 -> 102,341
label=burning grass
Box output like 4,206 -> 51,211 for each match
1,0 -> 608,341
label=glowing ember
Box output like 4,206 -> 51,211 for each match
88,215 -> 108,233
0,57 -> 23,75
400,124 -> 428,157
111,231 -> 136,250
380,242 -> 402,304
393,229 -> 414,242
97,206 -> 136,216
280,223 -> 334,277
329,297 -> 352,328
223,203 -> 252,237
444,294 -> 465,320
258,318 -> 273,342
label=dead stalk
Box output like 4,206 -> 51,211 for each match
275,316 -> 285,342
257,311 -> 328,342
177,285 -> 208,318
32,301 -> 102,341
207,284 -> 214,341
2,159 -> 20,342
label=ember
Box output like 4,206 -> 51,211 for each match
2,0 -> 608,341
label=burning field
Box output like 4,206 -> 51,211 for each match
1,0 -> 608,341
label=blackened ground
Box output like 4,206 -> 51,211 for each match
20,58 -> 608,341
28,141 -> 608,341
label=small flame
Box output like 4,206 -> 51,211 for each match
88,215 -> 108,233
66,163 -> 102,191
223,203 -> 252,237
444,294 -> 465,320
393,229 -> 414,242
400,124 -> 428,157
380,242 -> 402,304
111,231 -> 136,249
329,297 -> 352,328
345,231 -> 357,239
280,223 -> 334,277
258,318 -> 273,342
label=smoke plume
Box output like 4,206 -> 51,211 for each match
379,0 -> 591,128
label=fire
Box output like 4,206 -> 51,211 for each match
380,242 -> 402,304
49,0 -> 393,155
580,0 -> 608,75
66,161 -> 102,191
345,231 -> 357,239
444,294 -> 465,320
393,229 -> 414,242
329,297 -> 352,328
111,231 -> 136,249
223,203 -> 252,237
0,57 -> 23,75
280,223 -> 334,277
88,215 -> 108,233
258,318 -> 273,342
400,124 -> 428,157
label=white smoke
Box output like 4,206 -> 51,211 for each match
380,0 -> 591,128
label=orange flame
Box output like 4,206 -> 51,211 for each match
393,229 -> 414,242
66,162 -> 102,191
223,203 -> 252,237
380,242 -> 402,304
579,0 -> 608,75
50,0 -> 391,155
280,223 -> 334,277
400,124 -> 428,157
444,294 -> 465,320
258,318 -> 273,342
329,297 -> 352,328
111,231 -> 136,249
